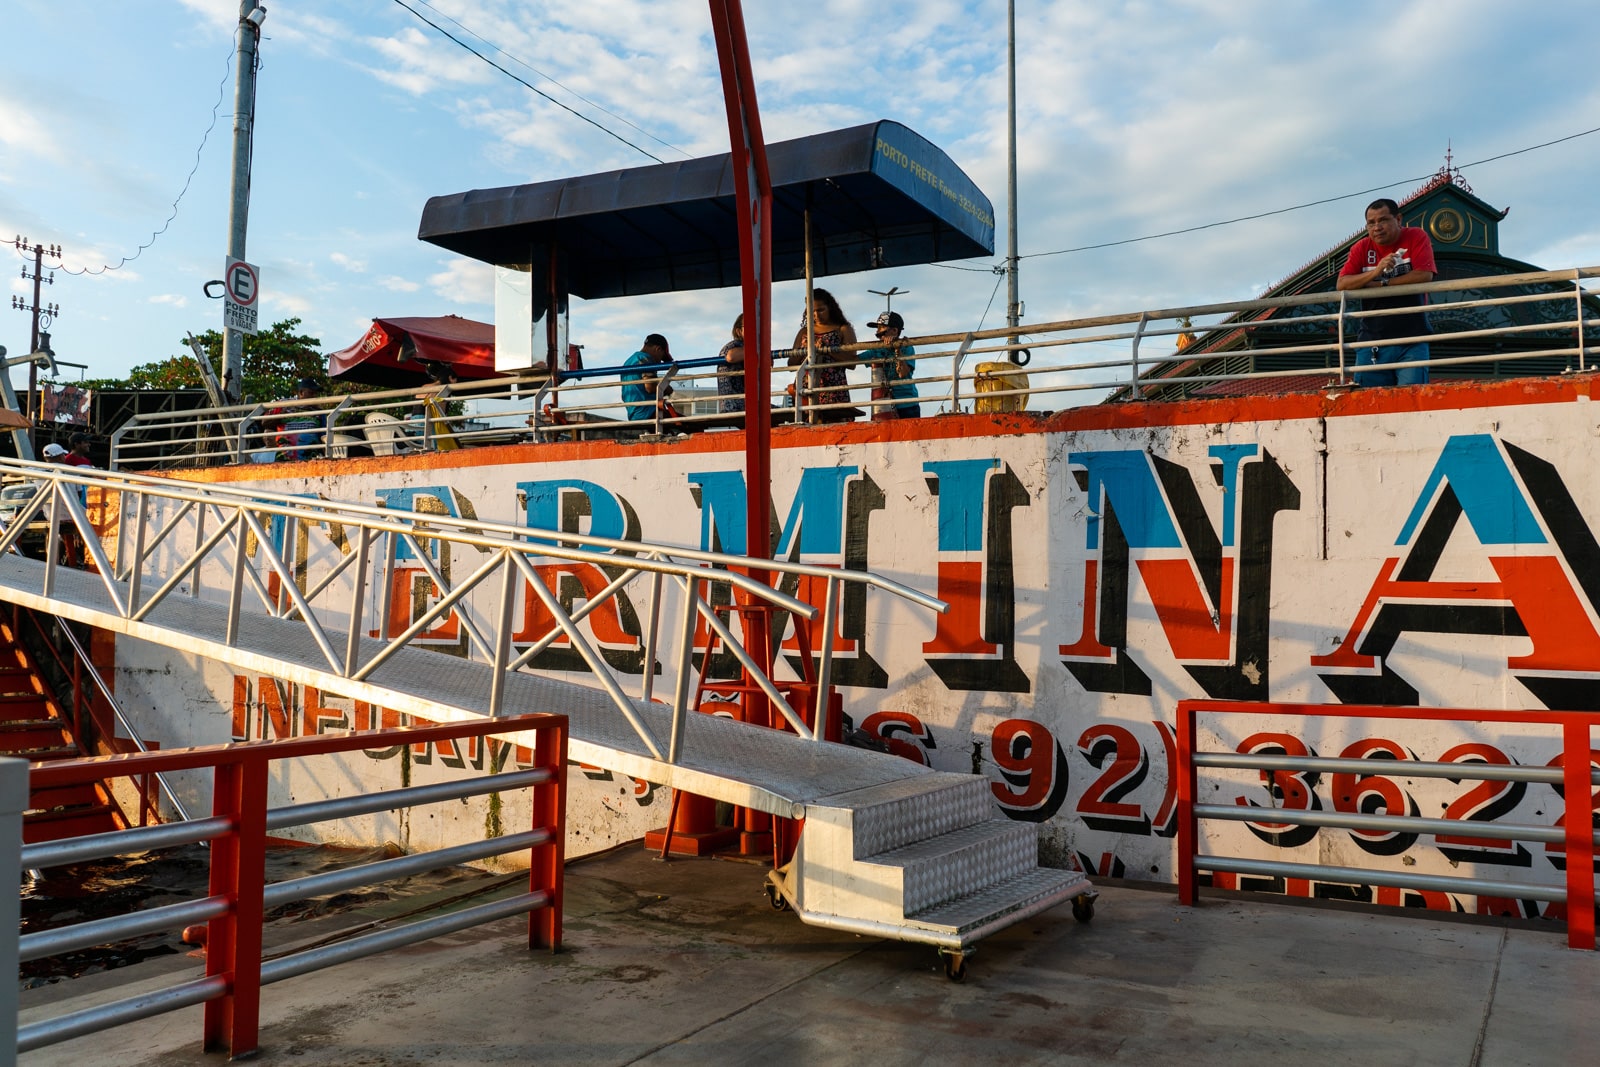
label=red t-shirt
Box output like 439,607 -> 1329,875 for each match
62,454 -> 94,467
1339,226 -> 1437,341
1339,226 -> 1437,280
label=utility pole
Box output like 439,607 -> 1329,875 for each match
222,2 -> 267,403
10,236 -> 61,432
1004,0 -> 1021,355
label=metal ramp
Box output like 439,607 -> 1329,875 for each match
0,462 -> 1092,969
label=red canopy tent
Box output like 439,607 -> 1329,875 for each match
326,315 -> 499,386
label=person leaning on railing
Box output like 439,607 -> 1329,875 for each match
1335,198 -> 1436,387
861,310 -> 919,419
788,287 -> 858,423
269,377 -> 325,461
621,333 -> 674,421
717,314 -> 745,413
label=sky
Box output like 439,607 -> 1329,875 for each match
2,0 -> 1599,397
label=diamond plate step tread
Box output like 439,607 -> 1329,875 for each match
820,774 -> 998,858
902,867 -> 1093,937
861,821 -> 1039,913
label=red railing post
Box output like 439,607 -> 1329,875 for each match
1176,701 -> 1198,906
1562,719 -> 1596,950
202,756 -> 268,1057
528,720 -> 567,952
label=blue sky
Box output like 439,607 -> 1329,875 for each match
3,0 -> 1598,394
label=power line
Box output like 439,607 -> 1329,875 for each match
929,122 -> 1600,271
52,44 -> 236,276
389,0 -> 665,163
404,0 -> 689,159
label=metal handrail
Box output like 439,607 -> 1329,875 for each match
107,265 -> 1600,465
1174,699 -> 1600,950
14,713 -> 567,1058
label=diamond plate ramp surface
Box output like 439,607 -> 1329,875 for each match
0,554 -> 932,816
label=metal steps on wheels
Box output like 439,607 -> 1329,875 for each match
766,773 -> 1094,978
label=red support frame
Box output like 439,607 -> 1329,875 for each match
1174,699 -> 1599,949
29,712 -> 568,1056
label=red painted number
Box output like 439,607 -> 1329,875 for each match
1234,732 -> 1321,847
1331,737 -> 1419,857
990,719 -> 1070,823
1075,724 -> 1151,835
1435,743 -> 1530,867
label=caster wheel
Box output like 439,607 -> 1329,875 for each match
764,882 -> 790,911
1072,893 -> 1096,923
942,952 -> 967,982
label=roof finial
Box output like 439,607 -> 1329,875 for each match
1432,138 -> 1471,194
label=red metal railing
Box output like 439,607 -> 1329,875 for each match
1175,700 -> 1599,949
21,713 -> 566,1057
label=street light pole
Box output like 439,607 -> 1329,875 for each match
1005,0 -> 1021,356
222,2 -> 266,403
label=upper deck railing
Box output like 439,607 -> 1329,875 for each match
109,265 -> 1600,468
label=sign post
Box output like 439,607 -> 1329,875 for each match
223,257 -> 260,336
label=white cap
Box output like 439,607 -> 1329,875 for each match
42,443 -> 67,457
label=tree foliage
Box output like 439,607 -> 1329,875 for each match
79,318 -> 356,402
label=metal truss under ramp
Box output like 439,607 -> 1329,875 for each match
0,462 -> 1091,962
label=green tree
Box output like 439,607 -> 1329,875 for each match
81,318 -> 347,402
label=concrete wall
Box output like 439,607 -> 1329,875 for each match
112,377 -> 1600,904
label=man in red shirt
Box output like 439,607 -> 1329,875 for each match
1336,198 -> 1436,386
63,433 -> 94,467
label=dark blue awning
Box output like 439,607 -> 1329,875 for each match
417,121 -> 995,299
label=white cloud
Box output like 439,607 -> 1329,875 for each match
149,293 -> 188,308
363,27 -> 495,96
330,252 -> 367,273
173,0 -> 238,34
267,293 -> 313,318
379,276 -> 422,293
428,259 -> 493,307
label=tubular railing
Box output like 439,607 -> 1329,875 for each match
0,461 -> 945,766
14,712 -> 567,1059
108,265 -> 1600,467
1174,699 -> 1600,949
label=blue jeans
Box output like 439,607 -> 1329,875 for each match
1355,341 -> 1430,387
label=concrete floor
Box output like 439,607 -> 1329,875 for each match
20,846 -> 1600,1066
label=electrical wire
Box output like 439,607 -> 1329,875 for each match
973,271 -> 1005,333
931,122 -> 1600,271
403,0 -> 689,159
51,43 -> 237,276
389,0 -> 665,163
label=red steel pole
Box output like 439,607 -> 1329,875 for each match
529,720 -> 568,952
708,0 -> 775,697
1561,720 -> 1596,949
1176,701 -> 1198,906
202,757 -> 268,1057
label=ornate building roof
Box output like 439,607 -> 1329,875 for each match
1124,162 -> 1591,401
